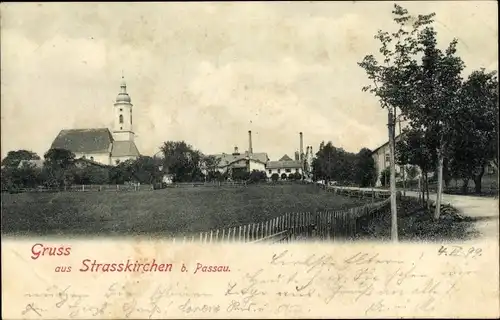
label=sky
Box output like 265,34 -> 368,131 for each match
1,1 -> 498,161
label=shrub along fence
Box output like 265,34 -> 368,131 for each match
169,190 -> 391,244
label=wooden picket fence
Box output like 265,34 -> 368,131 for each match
169,195 -> 391,244
7,184 -> 154,193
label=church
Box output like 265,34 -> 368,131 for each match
50,77 -> 140,166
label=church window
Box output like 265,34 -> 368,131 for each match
119,114 -> 124,124
120,108 -> 123,111
120,127 -> 123,130
130,114 -> 132,125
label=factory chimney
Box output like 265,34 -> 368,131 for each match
248,130 -> 253,154
299,132 -> 304,161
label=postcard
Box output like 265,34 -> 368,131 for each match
1,1 -> 498,319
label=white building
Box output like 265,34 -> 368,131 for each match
266,154 -> 303,179
371,136 -> 404,187
50,77 -> 140,166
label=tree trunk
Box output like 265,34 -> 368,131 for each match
388,111 -> 398,242
461,179 -> 469,194
434,144 -> 444,220
425,173 -> 430,211
474,165 -> 485,194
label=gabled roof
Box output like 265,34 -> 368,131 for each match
266,160 -> 302,170
111,141 -> 140,157
279,154 -> 293,161
51,128 -> 113,154
370,134 -> 403,155
212,151 -> 269,167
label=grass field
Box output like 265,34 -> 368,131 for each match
1,184 -> 371,238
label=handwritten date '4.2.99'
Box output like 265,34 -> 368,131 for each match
437,245 -> 482,258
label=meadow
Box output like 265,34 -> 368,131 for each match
1,183 -> 371,238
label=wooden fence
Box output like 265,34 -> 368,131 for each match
6,184 -> 155,193
168,192 -> 391,244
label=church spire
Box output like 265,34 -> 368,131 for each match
116,73 -> 131,103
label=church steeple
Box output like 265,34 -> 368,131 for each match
113,75 -> 134,142
116,75 -> 131,104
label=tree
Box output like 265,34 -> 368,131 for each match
203,155 -> 221,182
1,150 -> 40,168
271,173 -> 279,182
160,141 -> 204,182
42,148 -> 76,188
406,27 -> 465,219
129,156 -> 162,184
354,148 -> 377,187
313,142 -> 348,183
396,127 -> 437,206
447,69 -> 499,194
359,4 -> 436,240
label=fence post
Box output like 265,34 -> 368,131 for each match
210,230 -> 213,243
204,232 -> 208,243
238,226 -> 242,242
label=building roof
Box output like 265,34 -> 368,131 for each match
51,128 -> 113,154
266,160 -> 302,170
74,157 -> 111,168
370,134 -> 403,155
212,151 -> 269,167
111,141 -> 140,157
17,159 -> 45,169
279,154 -> 293,161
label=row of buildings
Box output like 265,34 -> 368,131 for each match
204,131 -> 315,180
25,78 -> 494,186
25,78 -> 314,181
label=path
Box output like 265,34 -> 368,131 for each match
327,185 -> 499,241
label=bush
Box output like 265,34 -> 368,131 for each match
249,170 -> 267,183
271,173 -> 279,182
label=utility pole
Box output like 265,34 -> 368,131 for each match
396,114 -> 406,196
388,109 -> 398,242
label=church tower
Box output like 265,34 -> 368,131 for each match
113,76 -> 134,141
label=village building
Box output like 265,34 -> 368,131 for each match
49,77 -> 140,166
371,135 -> 404,187
266,154 -> 303,179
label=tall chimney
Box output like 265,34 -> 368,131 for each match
248,130 -> 253,154
299,132 -> 304,161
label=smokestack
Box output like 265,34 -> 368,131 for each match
248,130 -> 253,154
299,132 -> 304,161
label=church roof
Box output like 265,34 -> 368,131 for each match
111,141 -> 140,157
51,128 -> 113,154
